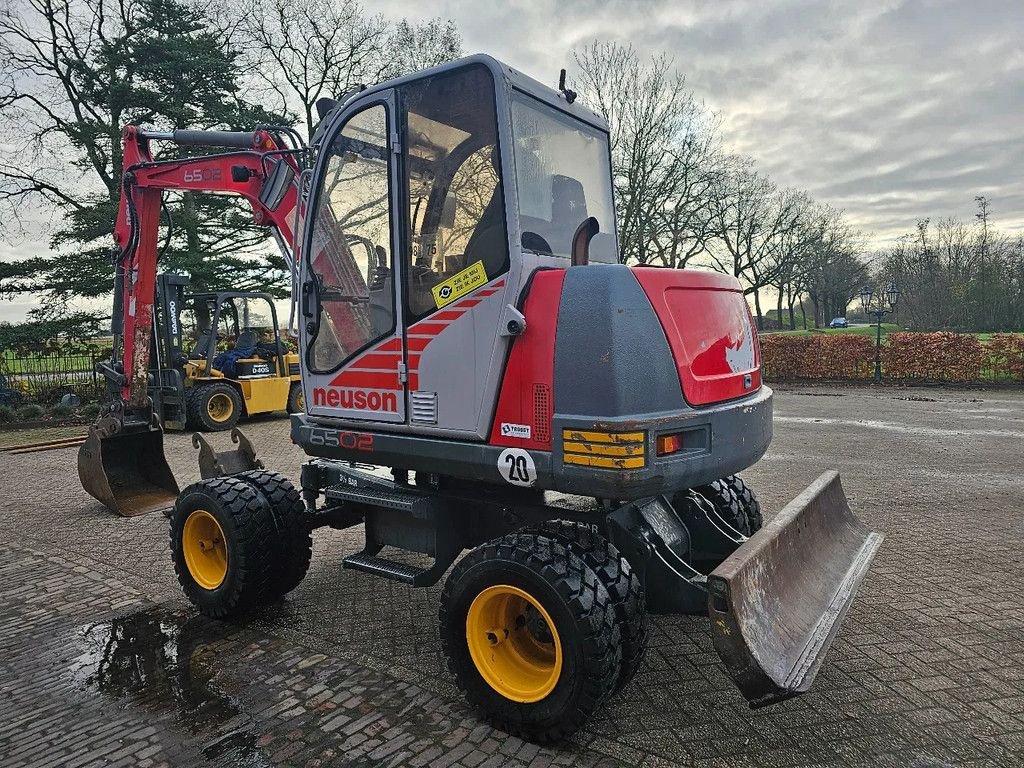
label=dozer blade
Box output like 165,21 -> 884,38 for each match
707,471 -> 882,708
77,416 -> 179,517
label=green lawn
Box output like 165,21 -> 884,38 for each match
764,323 -> 901,338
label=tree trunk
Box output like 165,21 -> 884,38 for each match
753,289 -> 763,331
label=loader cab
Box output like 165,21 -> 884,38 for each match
299,55 -> 618,436
151,274 -> 302,431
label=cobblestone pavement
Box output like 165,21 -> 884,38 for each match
1,386 -> 1023,767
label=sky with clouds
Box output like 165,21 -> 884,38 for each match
369,0 -> 1024,241
1,0 -> 1021,322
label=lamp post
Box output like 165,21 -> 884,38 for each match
859,283 -> 900,382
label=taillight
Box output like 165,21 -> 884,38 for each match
656,433 -> 684,456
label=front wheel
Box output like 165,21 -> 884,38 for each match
232,470 -> 312,601
286,382 -> 304,414
170,477 -> 276,618
439,532 -> 621,742
189,382 -> 242,431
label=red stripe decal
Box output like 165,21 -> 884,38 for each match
433,310 -> 464,322
406,337 -> 432,352
330,370 -> 402,390
455,299 -> 481,308
408,322 -> 448,336
349,352 -> 402,370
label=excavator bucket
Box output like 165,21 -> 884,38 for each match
707,471 -> 883,707
77,415 -> 179,517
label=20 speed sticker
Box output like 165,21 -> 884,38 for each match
497,448 -> 537,487
432,260 -> 487,308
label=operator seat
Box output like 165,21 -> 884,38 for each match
461,187 -> 506,275
233,329 -> 258,352
189,332 -> 213,360
552,175 -> 588,228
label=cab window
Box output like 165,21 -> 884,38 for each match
401,66 -> 508,320
306,103 -> 395,373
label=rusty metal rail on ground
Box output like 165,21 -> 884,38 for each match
1,435 -> 87,455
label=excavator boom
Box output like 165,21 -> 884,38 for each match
79,126 -> 303,516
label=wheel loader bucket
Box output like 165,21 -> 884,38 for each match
707,471 -> 882,708
77,416 -> 179,517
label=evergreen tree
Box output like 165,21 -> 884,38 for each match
0,0 -> 295,314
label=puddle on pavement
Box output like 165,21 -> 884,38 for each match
68,607 -> 269,766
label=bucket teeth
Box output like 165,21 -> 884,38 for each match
707,471 -> 883,707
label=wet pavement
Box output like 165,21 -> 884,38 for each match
1,385 -> 1023,767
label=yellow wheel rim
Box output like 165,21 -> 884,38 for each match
206,392 -> 234,423
466,584 -> 562,703
296,390 -> 305,411
182,509 -> 228,590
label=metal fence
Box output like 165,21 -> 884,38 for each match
0,349 -> 106,405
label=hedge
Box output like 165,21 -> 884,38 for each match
760,332 -> 1024,383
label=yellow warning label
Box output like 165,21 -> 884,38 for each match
432,260 -> 488,308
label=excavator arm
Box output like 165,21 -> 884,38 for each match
80,125 -> 304,516
112,125 -> 302,406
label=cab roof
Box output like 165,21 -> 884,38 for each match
349,54 -> 610,134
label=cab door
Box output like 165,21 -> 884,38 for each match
300,92 -> 406,423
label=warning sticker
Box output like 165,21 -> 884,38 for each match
432,260 -> 488,308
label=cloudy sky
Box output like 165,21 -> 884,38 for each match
370,0 -> 1024,241
1,0 -> 1021,323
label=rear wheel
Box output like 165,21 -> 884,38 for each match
286,382 -> 304,414
232,470 -> 312,601
688,479 -> 748,534
524,521 -> 647,694
439,533 -> 620,742
170,477 -> 275,618
189,382 -> 242,432
722,475 -> 763,534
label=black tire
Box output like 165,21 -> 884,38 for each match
439,532 -> 621,742
721,475 -> 763,534
232,470 -> 313,601
687,479 -> 749,534
524,521 -> 647,694
286,382 -> 305,414
188,382 -> 242,432
170,477 -> 276,618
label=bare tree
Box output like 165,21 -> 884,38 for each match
239,0 -> 461,138
706,161 -> 803,328
572,42 -> 723,267
802,205 -> 868,327
877,202 -> 1022,332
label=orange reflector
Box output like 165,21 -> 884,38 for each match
656,433 -> 684,456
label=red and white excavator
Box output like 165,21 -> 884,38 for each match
77,55 -> 882,742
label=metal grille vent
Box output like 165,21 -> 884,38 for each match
410,390 -> 438,424
533,383 -> 551,442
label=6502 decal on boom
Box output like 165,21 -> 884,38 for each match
312,387 -> 398,413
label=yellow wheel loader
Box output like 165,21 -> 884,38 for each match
148,274 -> 302,432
